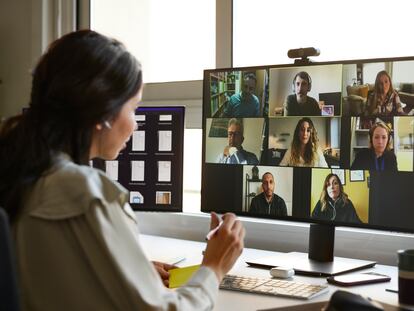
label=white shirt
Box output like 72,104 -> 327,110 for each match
279,147 -> 328,167
13,153 -> 218,311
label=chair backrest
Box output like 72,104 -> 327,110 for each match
0,208 -> 20,311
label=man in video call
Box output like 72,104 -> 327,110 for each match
223,73 -> 260,117
249,172 -> 287,216
216,118 -> 259,165
284,71 -> 322,116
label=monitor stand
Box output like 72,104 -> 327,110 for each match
245,224 -> 376,276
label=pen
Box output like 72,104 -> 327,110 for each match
205,220 -> 223,241
385,288 -> 398,293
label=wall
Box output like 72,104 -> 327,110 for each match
0,0 -> 33,118
0,0 -> 76,119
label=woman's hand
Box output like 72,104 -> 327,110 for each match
201,212 -> 245,282
152,261 -> 176,287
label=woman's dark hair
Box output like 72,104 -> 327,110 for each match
290,117 -> 318,165
0,30 -> 143,220
319,173 -> 349,212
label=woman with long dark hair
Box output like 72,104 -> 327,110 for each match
312,173 -> 362,223
0,30 -> 244,311
279,117 -> 328,167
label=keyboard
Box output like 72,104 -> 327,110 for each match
220,274 -> 329,300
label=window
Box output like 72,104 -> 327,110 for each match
91,0 -> 215,83
183,129 -> 202,213
233,0 -> 414,67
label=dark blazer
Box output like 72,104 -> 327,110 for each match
351,149 -> 397,172
312,197 -> 362,224
249,192 -> 287,216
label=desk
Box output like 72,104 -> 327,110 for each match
140,234 -> 409,311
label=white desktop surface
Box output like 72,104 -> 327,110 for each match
140,234 -> 411,311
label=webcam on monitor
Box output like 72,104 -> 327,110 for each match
287,47 -> 320,65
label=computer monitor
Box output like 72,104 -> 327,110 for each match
201,58 -> 414,276
93,106 -> 185,212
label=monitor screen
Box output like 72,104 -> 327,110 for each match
94,106 -> 185,212
202,57 -> 414,234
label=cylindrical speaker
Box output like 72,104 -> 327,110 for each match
308,223 -> 335,262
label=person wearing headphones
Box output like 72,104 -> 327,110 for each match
351,122 -> 398,171
216,118 -> 259,165
284,71 -> 322,116
223,73 -> 260,117
312,173 -> 362,223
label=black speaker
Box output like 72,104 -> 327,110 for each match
287,47 -> 320,59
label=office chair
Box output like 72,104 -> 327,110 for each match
0,208 -> 20,311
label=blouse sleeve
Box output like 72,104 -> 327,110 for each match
73,200 -> 219,311
279,148 -> 291,166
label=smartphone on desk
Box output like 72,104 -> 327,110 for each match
327,272 -> 391,287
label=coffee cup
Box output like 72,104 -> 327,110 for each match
398,249 -> 414,305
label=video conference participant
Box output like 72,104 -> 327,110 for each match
223,73 -> 260,117
367,70 -> 405,116
284,71 -> 321,116
279,117 -> 328,167
351,122 -> 398,171
249,172 -> 287,216
312,173 -> 362,223
0,30 -> 245,311
216,118 -> 259,165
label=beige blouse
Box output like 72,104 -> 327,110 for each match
13,154 -> 218,311
279,147 -> 328,168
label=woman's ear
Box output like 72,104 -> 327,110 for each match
96,123 -> 103,130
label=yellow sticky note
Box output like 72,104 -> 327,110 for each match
169,264 -> 201,288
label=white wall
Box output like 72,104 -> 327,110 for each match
393,60 -> 414,84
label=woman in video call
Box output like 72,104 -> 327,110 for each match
366,70 -> 405,116
0,30 -> 245,311
351,122 -> 398,171
312,173 -> 362,223
279,117 -> 328,167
